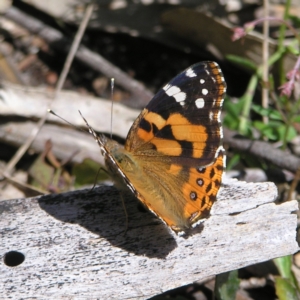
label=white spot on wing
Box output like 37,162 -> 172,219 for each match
174,92 -> 186,103
202,88 -> 208,95
200,79 -> 205,84
220,124 -> 224,138
217,110 -> 222,122
163,84 -> 186,104
195,98 -> 205,108
165,85 -> 180,96
163,83 -> 171,91
186,68 -> 197,77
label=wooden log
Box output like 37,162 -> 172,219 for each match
0,81 -> 139,166
0,81 -> 139,138
0,121 -> 105,165
0,179 -> 298,298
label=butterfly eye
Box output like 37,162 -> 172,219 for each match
117,153 -> 136,173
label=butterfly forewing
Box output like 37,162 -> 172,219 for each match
125,61 -> 226,167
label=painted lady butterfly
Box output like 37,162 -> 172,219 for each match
81,61 -> 226,232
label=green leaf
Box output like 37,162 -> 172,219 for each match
215,270 -> 240,300
73,158 -> 109,187
292,115 -> 300,123
223,114 -> 240,130
226,153 -> 241,170
274,256 -> 300,293
253,121 -> 297,142
28,154 -> 54,190
286,44 -> 300,55
277,125 -> 297,142
275,277 -> 299,300
251,104 -> 283,120
253,121 -> 278,140
288,14 -> 300,28
225,55 -> 257,71
238,74 -> 258,135
223,102 -> 241,130
223,98 -> 249,131
274,256 -> 293,280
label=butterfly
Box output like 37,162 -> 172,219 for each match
80,61 -> 226,232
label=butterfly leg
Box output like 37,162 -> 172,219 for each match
119,191 -> 129,235
86,167 -> 110,193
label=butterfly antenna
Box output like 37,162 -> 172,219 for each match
48,109 -> 87,134
110,78 -> 115,140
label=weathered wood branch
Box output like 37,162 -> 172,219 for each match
0,81 -> 139,137
0,121 -> 105,165
224,128 -> 300,173
1,179 -> 298,298
0,81 -> 139,166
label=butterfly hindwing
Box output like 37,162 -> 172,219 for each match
118,146 -> 224,231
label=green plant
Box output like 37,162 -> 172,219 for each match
225,4 -> 300,149
218,1 -> 300,298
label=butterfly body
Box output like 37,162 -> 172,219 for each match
82,61 -> 226,232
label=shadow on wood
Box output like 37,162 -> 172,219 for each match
38,187 -> 177,258
0,179 -> 299,298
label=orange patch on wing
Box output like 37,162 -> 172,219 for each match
166,113 -> 209,159
166,113 -> 190,126
172,125 -> 207,141
137,127 -> 154,143
137,111 -> 167,142
168,164 -> 182,175
144,111 -> 166,130
181,150 -> 224,223
210,111 -> 219,121
151,139 -> 182,156
181,181 -> 211,220
167,113 -> 208,142
192,146 -> 205,158
209,62 -> 226,95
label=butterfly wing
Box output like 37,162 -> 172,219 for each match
124,148 -> 225,231
123,61 -> 226,231
125,61 -> 226,166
